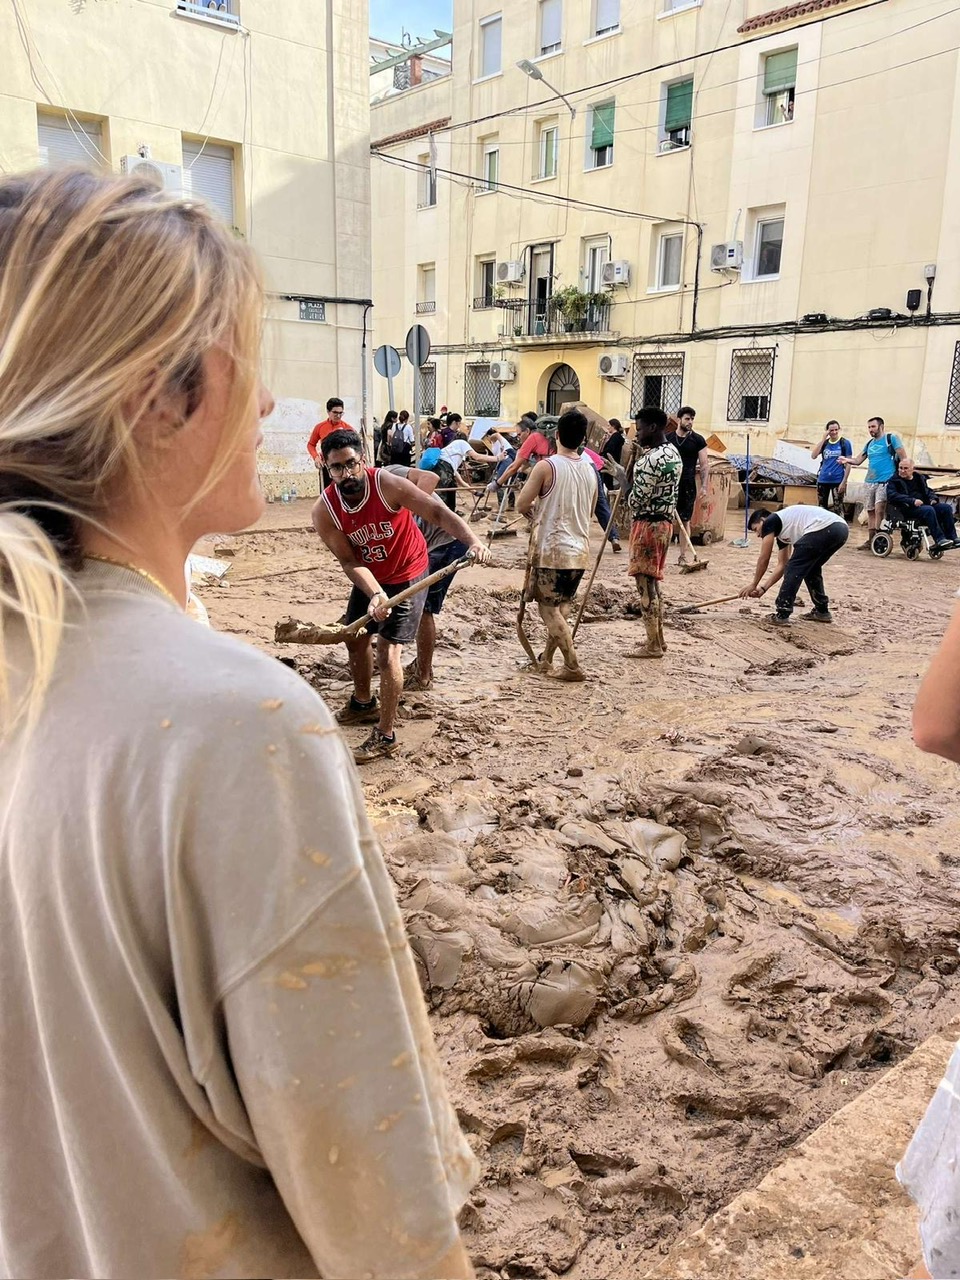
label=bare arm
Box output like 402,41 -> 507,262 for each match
914,603 -> 960,762
516,459 -> 552,518
378,470 -> 489,560
311,500 -> 385,602
811,437 -> 825,460
697,445 -> 710,491
763,543 -> 792,590
739,533 -> 778,596
838,451 -> 867,468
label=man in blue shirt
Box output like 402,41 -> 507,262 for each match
838,415 -> 906,548
810,420 -> 852,511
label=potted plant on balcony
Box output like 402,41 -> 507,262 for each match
585,289 -> 613,332
549,284 -> 592,333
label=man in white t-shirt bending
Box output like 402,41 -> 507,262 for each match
739,504 -> 849,624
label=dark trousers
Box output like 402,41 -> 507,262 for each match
907,502 -> 958,542
817,483 -> 843,510
594,468 -> 620,542
775,522 -> 849,618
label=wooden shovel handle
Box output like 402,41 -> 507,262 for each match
342,553 -> 475,636
675,593 -> 743,614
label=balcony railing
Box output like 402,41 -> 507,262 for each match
473,295 -> 496,310
177,0 -> 240,26
416,301 -> 436,314
496,298 -> 612,338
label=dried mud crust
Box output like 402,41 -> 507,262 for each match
199,501 -> 960,1279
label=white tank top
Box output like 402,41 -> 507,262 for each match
533,454 -> 597,569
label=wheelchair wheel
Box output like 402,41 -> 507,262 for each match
930,545 -> 944,561
871,532 -> 893,557
905,544 -> 921,561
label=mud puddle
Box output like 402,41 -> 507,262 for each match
202,500 -> 960,1278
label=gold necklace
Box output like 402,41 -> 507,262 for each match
84,554 -> 182,608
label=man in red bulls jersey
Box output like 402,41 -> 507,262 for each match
313,429 -> 488,763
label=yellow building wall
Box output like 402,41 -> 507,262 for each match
371,0 -> 960,466
0,0 -> 371,497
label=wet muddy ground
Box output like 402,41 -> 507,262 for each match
199,497 -> 960,1279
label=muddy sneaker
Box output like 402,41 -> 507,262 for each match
767,612 -> 792,625
546,664 -> 587,682
354,728 -> 400,764
802,609 -> 833,623
335,694 -> 380,726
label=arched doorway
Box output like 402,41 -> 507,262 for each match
546,364 -> 580,416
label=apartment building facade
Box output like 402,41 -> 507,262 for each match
1,0 -> 371,494
371,0 -> 960,461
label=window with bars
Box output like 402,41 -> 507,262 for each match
464,363 -> 501,416
475,258 -> 496,309
177,1 -> 240,27
630,352 -> 685,417
419,363 -> 437,416
727,348 -> 776,421
946,343 -> 960,426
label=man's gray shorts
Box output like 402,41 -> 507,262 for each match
865,481 -> 888,511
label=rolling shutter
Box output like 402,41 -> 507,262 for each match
182,141 -> 236,226
763,49 -> 798,95
37,112 -> 102,167
665,80 -> 693,131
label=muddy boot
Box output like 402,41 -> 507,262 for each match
547,664 -> 587,682
627,613 -> 665,659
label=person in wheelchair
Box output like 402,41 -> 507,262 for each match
886,458 -> 959,549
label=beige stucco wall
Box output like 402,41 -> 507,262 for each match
371,0 -> 960,466
0,0 -> 371,496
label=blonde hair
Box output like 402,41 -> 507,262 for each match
0,166 -> 262,735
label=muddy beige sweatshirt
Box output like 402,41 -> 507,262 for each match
0,561 -> 477,1280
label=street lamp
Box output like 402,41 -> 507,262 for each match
517,58 -> 577,118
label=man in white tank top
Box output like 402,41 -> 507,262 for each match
516,410 -> 598,680
739,503 -> 849,623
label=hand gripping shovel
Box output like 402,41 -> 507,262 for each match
274,554 -> 474,646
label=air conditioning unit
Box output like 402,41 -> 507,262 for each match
602,259 -> 631,287
496,260 -> 524,284
598,353 -> 629,378
121,155 -> 184,193
489,360 -> 516,383
710,241 -> 743,272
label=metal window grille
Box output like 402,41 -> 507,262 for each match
630,352 -> 685,417
177,1 -> 240,25
464,363 -> 501,417
727,347 -> 776,421
419,364 -> 437,415
947,342 -> 960,426
393,61 -> 412,90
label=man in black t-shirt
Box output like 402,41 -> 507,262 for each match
666,406 -> 710,564
887,459 -> 958,547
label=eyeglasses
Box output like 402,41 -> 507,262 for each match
328,458 -> 362,478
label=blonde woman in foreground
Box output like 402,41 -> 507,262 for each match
0,168 -> 476,1280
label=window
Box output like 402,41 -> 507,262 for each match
754,218 -> 784,279
479,138 -> 499,192
464,363 -> 501,416
631,353 -> 685,417
475,258 -> 496,309
583,238 -> 609,292
417,153 -> 437,208
537,122 -> 559,179
418,363 -> 437,416
417,264 -> 436,314
727,348 -> 776,421
761,48 -> 797,126
594,0 -> 620,35
946,344 -> 960,426
656,232 -> 683,290
479,14 -> 502,77
587,102 -> 615,169
182,140 -> 235,225
539,0 -> 562,55
662,0 -> 700,12
661,79 -> 693,151
176,0 -> 240,27
37,111 -> 103,168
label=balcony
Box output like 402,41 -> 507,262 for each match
495,297 -> 614,341
416,301 -> 436,314
176,1 -> 240,27
473,295 -> 496,310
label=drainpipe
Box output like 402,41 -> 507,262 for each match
691,223 -> 704,333
361,302 -> 373,451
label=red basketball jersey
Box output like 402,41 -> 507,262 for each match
322,467 -> 429,585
